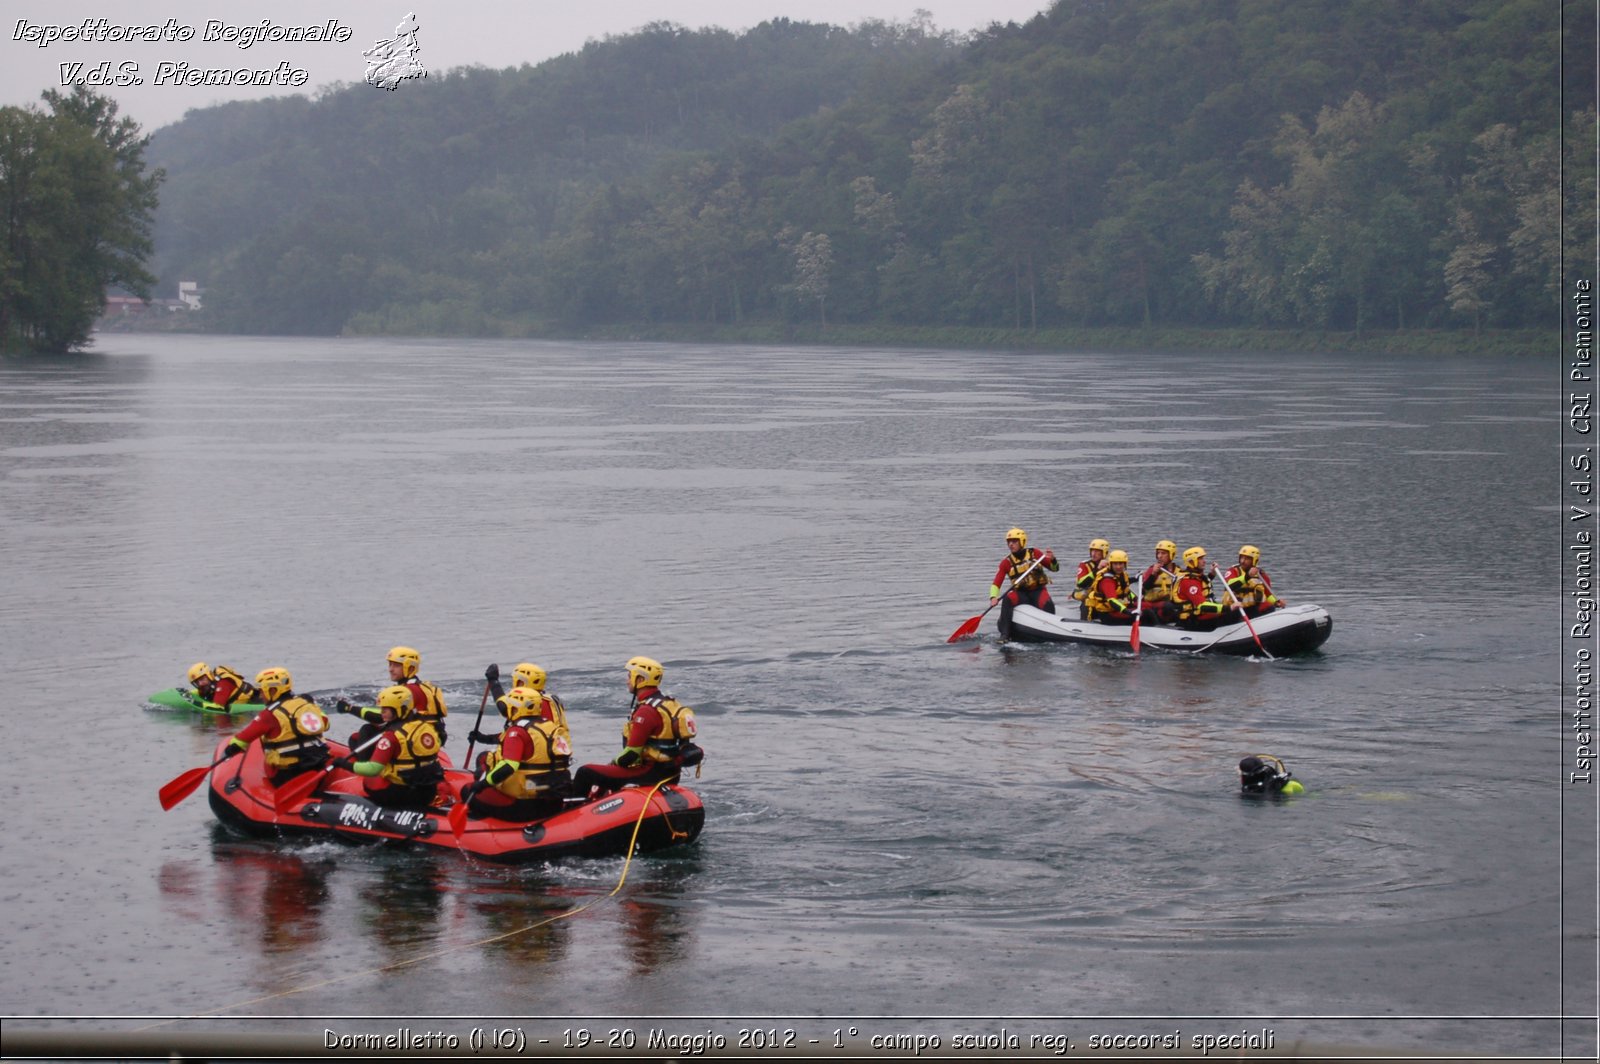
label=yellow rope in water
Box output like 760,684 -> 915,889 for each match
135,780 -> 671,1028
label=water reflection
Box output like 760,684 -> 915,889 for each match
464,883 -> 576,967
154,823 -> 705,988
615,897 -> 690,975
354,857 -> 451,963
156,834 -> 337,981
213,845 -> 336,956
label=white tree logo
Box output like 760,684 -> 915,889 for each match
364,12 -> 427,91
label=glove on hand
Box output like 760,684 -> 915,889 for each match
468,728 -> 495,745
614,748 -> 642,768
484,663 -> 499,683
332,756 -> 353,771
335,699 -> 355,715
221,740 -> 246,760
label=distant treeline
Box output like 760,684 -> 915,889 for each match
143,0 -> 1592,340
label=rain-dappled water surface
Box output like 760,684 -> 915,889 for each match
0,335 -> 1590,1057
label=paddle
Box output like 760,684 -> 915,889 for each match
270,730 -> 387,813
448,679 -> 496,840
948,553 -> 1049,642
448,781 -> 474,839
462,678 -> 493,769
158,753 -> 235,810
1130,576 -> 1143,654
1216,573 -> 1275,660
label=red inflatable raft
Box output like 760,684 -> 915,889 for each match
205,738 -> 704,864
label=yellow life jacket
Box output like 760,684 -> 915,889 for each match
627,693 -> 698,763
1007,550 -> 1050,591
1085,569 -> 1133,618
210,665 -> 259,706
543,692 -> 572,746
1225,564 -> 1277,608
1141,563 -> 1177,603
487,717 -> 572,798
517,690 -> 571,746
379,719 -> 442,787
404,679 -> 448,721
261,697 -> 329,769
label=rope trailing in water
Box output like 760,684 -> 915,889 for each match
136,780 -> 673,1028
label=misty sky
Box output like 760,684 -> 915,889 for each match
2,1 -> 1050,133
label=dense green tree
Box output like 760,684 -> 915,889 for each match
791,230 -> 835,325
1195,93 -> 1408,330
0,88 -> 161,351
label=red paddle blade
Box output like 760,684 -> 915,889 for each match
272,769 -> 324,813
158,764 -> 213,811
1130,619 -> 1141,653
947,614 -> 983,642
448,800 -> 470,839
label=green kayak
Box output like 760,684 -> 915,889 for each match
147,687 -> 261,715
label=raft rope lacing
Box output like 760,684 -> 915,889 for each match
134,779 -> 675,1030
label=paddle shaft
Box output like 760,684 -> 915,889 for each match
1000,551 -> 1050,599
158,754 -> 231,810
462,679 -> 493,768
948,552 -> 1051,642
157,698 -> 282,808
1186,569 -> 1274,658
270,727 -> 393,811
1217,574 -> 1275,659
1131,576 -> 1144,653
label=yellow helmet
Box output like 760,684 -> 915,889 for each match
1089,538 -> 1110,554
626,655 -> 664,692
255,667 -> 293,702
1182,547 -> 1207,569
512,662 -> 547,691
187,662 -> 212,684
1005,527 -> 1027,548
1238,544 -> 1261,565
376,685 -> 413,719
498,685 -> 543,719
1155,539 -> 1177,556
1107,549 -> 1129,564
387,646 -> 420,679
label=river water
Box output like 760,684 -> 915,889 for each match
0,335 -> 1592,1059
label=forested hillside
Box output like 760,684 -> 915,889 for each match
146,0 -> 1591,339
